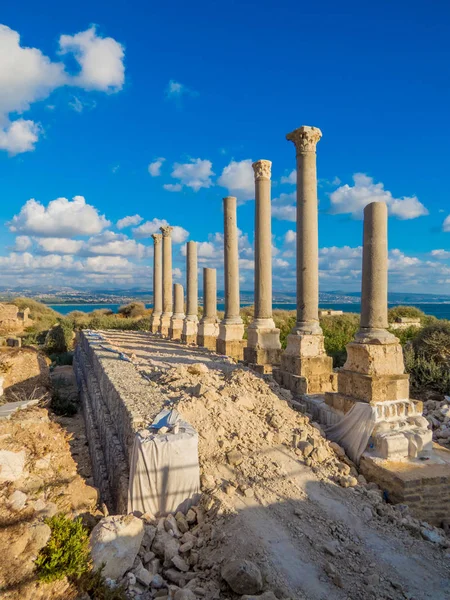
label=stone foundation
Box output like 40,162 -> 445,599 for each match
244,326 -> 282,368
73,330 -> 166,512
360,446 -> 450,526
169,318 -> 184,341
216,338 -> 246,361
197,335 -> 218,351
150,315 -> 161,334
181,320 -> 198,345
159,314 -> 171,337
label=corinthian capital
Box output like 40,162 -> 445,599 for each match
151,233 -> 162,244
252,160 -> 272,180
160,225 -> 174,238
286,126 -> 322,153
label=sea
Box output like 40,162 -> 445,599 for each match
48,302 -> 450,320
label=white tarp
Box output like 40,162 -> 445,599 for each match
128,409 -> 201,516
326,402 -> 377,463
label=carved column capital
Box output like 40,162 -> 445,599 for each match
160,225 -> 174,238
151,233 -> 162,244
286,126 -> 322,153
252,159 -> 272,180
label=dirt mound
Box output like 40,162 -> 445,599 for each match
0,347 -> 50,404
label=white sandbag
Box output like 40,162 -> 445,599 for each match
128,409 -> 201,516
326,402 -> 377,463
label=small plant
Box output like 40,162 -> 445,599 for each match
78,568 -> 127,600
388,305 -> 425,323
412,320 -> 450,365
35,515 -> 90,582
45,319 -> 74,354
51,377 -> 78,416
321,313 -> 360,367
118,301 -> 147,318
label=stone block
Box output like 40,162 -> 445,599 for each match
6,337 -> 21,348
376,432 -> 409,460
169,318 -> 184,341
344,341 -> 405,376
216,339 -> 246,361
159,315 -> 172,337
283,332 -> 326,358
150,315 -> 161,334
281,354 -> 334,378
181,320 -> 198,345
246,326 -> 281,351
217,322 -> 245,342
337,370 -> 410,403
244,346 -> 282,367
197,335 -> 218,351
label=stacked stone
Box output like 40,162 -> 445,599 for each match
273,126 -> 336,394
169,284 -> 185,341
244,160 -> 281,373
325,201 -> 432,461
159,226 -> 173,337
216,196 -> 246,360
197,268 -> 219,349
150,233 -> 162,333
181,241 -> 199,344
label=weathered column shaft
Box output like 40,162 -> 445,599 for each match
185,241 -> 198,320
152,234 -> 163,315
203,267 -> 217,320
161,226 -> 173,315
223,196 -> 242,324
254,160 -> 273,320
173,283 -> 185,317
286,126 -> 322,333
360,201 -> 389,331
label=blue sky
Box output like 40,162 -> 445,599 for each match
0,0 -> 449,293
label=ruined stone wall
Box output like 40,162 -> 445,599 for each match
0,304 -> 32,334
73,330 -> 167,513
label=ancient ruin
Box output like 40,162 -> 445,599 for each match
181,241 -> 199,344
216,196 -> 246,360
273,126 -> 336,394
197,267 -> 219,349
149,233 -> 162,333
169,283 -> 185,341
0,304 -> 31,335
159,225 -> 173,336
244,160 -> 281,372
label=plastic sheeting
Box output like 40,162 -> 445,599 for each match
326,402 -> 377,464
128,409 -> 201,516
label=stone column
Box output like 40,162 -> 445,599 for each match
169,283 -> 185,340
197,267 -> 219,350
182,241 -> 199,344
274,126 -> 335,395
159,225 -> 173,336
150,233 -> 162,333
217,196 -> 245,360
244,160 -> 281,372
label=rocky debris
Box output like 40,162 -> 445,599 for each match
423,396 -> 450,447
90,515 -> 145,580
221,559 -> 263,594
0,448 -> 26,482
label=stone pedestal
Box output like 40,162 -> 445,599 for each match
150,233 -> 162,333
160,226 -> 173,337
197,268 -> 219,350
274,126 -> 335,392
169,283 -> 185,341
217,197 -> 245,361
244,160 -> 281,370
182,241 -> 199,344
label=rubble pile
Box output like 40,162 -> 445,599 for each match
423,396 -> 450,447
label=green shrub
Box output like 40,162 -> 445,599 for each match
404,346 -> 450,395
78,568 -> 127,600
118,302 -> 147,318
321,313 -> 360,367
35,515 -> 90,582
49,351 -> 74,366
412,320 -> 450,364
388,305 -> 425,323
45,319 -> 74,354
273,310 -> 296,349
51,377 -> 78,416
389,325 -> 421,346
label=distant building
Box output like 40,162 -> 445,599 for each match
319,309 -> 344,317
0,304 -> 32,334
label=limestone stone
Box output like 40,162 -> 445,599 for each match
221,559 -> 263,595
89,515 -> 145,580
150,233 -> 163,333
0,449 -> 26,482
169,283 -> 185,340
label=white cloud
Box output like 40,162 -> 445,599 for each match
284,230 -> 296,244
37,237 -> 84,254
82,231 -> 147,258
218,159 -> 254,201
163,183 -> 183,192
84,255 -> 131,272
272,191 -> 296,222
170,159 -> 214,191
132,218 -> 189,244
148,158 -> 165,177
165,80 -> 197,101
329,173 -> 429,220
443,215 -> 450,232
12,235 -> 32,251
117,214 -> 143,229
69,96 -> 83,112
59,26 -> 125,92
0,24 -> 124,154
281,169 -> 296,185
172,267 -> 182,279
431,249 -> 450,259
8,195 -> 111,237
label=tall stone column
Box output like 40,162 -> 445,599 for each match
197,267 -> 219,350
325,201 -> 431,463
182,241 -> 199,344
217,196 -> 245,360
159,225 -> 173,336
169,283 -> 185,340
244,160 -> 281,372
274,126 -> 335,395
150,233 -> 162,333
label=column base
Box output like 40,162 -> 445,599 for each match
275,332 -> 336,394
150,313 -> 161,334
169,317 -> 184,341
197,321 -> 219,350
244,324 -> 282,367
181,319 -> 198,345
244,347 -> 282,367
216,339 -> 246,361
159,313 -> 172,337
